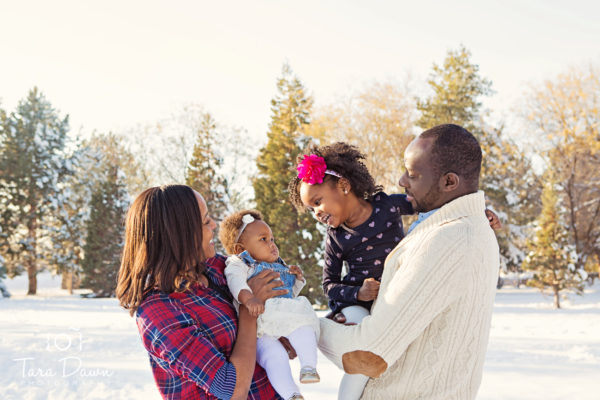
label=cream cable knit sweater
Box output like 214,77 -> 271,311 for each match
318,191 -> 499,399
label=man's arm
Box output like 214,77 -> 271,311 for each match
318,225 -> 471,376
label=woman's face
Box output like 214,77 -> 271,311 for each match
194,191 -> 217,258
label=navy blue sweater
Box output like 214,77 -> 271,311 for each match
323,192 -> 413,313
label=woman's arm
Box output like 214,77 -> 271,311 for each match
229,269 -> 289,398
229,305 -> 258,400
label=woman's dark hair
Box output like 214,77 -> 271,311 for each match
116,184 -> 207,316
289,142 -> 382,211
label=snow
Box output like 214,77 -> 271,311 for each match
1,273 -> 599,400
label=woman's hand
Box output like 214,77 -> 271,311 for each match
357,277 -> 380,302
247,270 -> 288,302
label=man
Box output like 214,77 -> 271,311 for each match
318,124 -> 499,399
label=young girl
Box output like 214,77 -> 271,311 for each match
219,209 -> 320,400
288,142 -> 500,400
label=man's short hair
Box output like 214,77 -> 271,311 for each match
419,124 -> 482,189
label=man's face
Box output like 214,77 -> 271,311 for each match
398,138 -> 444,213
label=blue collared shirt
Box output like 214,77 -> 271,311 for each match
407,208 -> 439,234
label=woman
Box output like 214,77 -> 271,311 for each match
116,185 -> 285,399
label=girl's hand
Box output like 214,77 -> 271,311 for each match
289,265 -> 304,281
357,277 -> 380,302
485,209 -> 502,231
244,297 -> 265,317
247,270 -> 288,302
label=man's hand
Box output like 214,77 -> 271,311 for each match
485,209 -> 502,231
357,278 -> 380,302
288,265 -> 304,281
247,270 -> 288,302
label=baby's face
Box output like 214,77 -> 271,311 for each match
239,220 -> 280,263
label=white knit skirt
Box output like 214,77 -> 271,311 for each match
257,295 -> 320,338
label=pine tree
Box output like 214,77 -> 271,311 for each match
48,145 -> 86,294
522,174 -> 584,308
253,64 -> 326,305
416,46 -> 541,272
416,45 -> 492,132
60,133 -> 141,295
80,167 -> 128,297
185,111 -> 230,224
0,88 -> 73,294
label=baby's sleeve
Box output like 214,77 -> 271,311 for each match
292,273 -> 306,297
224,256 -> 252,301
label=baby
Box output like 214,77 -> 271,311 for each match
219,209 -> 320,400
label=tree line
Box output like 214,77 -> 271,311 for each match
1,46 -> 598,308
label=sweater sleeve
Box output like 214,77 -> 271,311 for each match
389,193 -> 414,215
318,224 -> 471,369
322,232 -> 361,305
224,256 -> 252,301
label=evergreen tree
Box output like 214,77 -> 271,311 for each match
522,174 -> 584,308
253,64 -> 326,305
80,167 -> 128,297
416,45 -> 492,132
59,133 -> 142,295
48,145 -> 86,294
416,46 -> 541,271
185,111 -> 230,224
0,88 -> 73,294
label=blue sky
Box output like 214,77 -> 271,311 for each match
1,0 -> 599,141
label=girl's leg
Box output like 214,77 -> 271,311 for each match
286,325 -> 318,369
341,305 -> 370,324
256,335 -> 300,399
338,374 -> 370,400
337,305 -> 371,400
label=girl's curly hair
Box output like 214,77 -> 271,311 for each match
289,142 -> 382,211
218,209 -> 264,255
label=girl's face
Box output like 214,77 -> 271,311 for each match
299,179 -> 349,228
239,220 -> 280,263
194,191 -> 217,259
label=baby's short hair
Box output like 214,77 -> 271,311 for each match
219,209 -> 264,255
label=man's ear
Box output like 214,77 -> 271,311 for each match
440,172 -> 459,192
233,243 -> 245,254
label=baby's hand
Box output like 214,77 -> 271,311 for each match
289,265 -> 304,281
245,297 -> 265,317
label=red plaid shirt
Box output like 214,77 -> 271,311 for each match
136,254 -> 281,400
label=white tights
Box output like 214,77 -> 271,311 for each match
256,325 -> 317,400
337,305 -> 371,400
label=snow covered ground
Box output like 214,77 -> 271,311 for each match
1,272 -> 599,400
